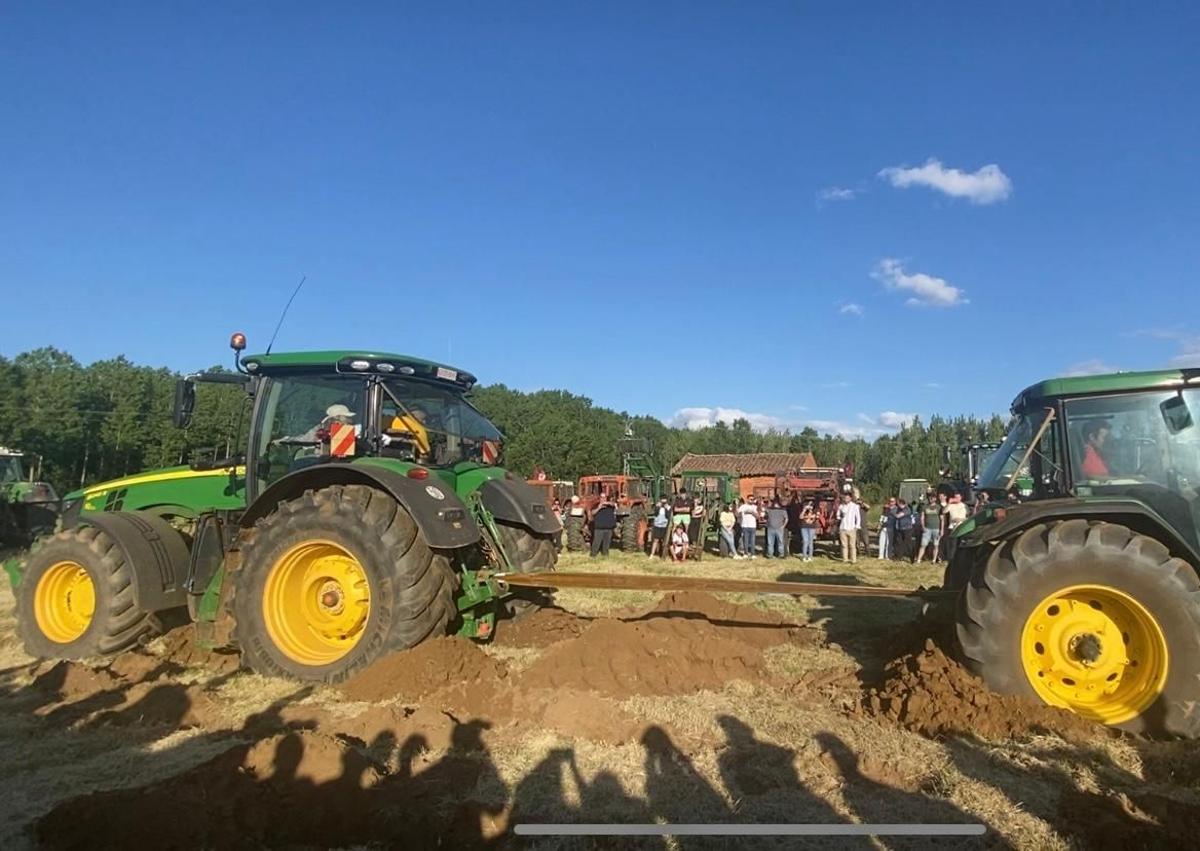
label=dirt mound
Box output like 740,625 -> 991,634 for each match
495,607 -> 587,648
859,640 -> 1100,743
153,626 -> 243,674
36,727 -> 501,849
519,592 -> 810,698
340,636 -> 508,703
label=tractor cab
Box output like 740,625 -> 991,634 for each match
175,346 -> 506,503
974,372 -> 1200,552
1,450 -> 26,484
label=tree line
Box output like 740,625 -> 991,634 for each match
0,347 -> 1007,502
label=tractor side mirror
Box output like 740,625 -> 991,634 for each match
1161,395 -> 1194,435
173,379 -> 196,429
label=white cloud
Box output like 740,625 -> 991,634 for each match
872,258 -> 967,308
877,410 -> 917,429
923,382 -> 942,389
817,186 -> 858,203
839,302 -> 864,316
802,419 -> 884,439
878,158 -> 1012,204
821,381 -> 852,389
1137,329 -> 1200,367
1061,359 -> 1121,377
669,406 -> 784,432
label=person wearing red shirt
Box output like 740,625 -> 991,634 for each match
1080,421 -> 1112,479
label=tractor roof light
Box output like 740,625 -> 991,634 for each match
230,332 -> 247,352
376,362 -> 395,373
349,360 -> 371,371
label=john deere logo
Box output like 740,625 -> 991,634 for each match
425,485 -> 446,501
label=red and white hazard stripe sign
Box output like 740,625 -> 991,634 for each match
481,440 -> 500,465
329,422 -> 357,457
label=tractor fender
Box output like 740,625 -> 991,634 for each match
478,477 -> 561,536
958,497 -> 1200,568
239,464 -> 481,550
78,511 -> 191,612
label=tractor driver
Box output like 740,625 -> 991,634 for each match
1080,419 -> 1112,479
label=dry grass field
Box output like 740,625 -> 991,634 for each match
2,543 -> 1199,849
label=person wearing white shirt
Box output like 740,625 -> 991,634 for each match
836,493 -> 861,564
737,498 -> 759,558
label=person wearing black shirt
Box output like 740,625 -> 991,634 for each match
590,494 -> 618,557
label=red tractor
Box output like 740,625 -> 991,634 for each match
773,466 -> 851,540
577,474 -> 652,552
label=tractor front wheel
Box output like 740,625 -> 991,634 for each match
620,505 -> 646,552
957,519 -> 1200,737
232,485 -> 457,682
17,527 -> 164,659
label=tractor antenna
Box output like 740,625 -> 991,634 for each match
266,275 -> 306,355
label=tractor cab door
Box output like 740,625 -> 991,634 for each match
1065,389 -> 1200,553
249,375 -> 370,499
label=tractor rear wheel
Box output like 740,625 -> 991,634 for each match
495,521 -> 557,616
620,505 -> 646,552
564,515 -> 586,552
957,519 -> 1200,737
232,485 -> 457,682
17,527 -> 163,659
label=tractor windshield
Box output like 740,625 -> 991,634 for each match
1,455 -> 24,483
380,379 -> 503,467
975,410 -> 1049,494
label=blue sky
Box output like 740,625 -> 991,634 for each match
2,3 -> 1198,438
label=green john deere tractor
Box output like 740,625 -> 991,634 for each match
945,368 -> 1200,736
0,448 -> 59,547
6,335 -> 559,682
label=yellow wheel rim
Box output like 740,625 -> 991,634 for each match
1021,584 -> 1168,725
262,540 -> 371,666
34,561 -> 96,644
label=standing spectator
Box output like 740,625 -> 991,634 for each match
718,502 -> 738,558
943,491 -> 969,564
648,497 -> 671,559
893,499 -> 915,563
551,498 -> 563,553
916,496 -> 944,564
670,521 -> 689,562
689,495 -> 706,551
799,501 -> 818,562
738,496 -> 759,558
765,498 -> 788,559
973,491 -> 991,515
878,497 -> 897,560
786,494 -> 802,555
589,492 -> 618,558
836,493 -> 861,564
672,489 -> 692,537
856,497 -> 871,555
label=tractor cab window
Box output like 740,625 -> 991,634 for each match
1,455 -> 24,483
255,376 -> 368,489
976,409 -> 1059,496
1066,392 -> 1200,489
380,379 -> 502,468
1065,391 -> 1200,550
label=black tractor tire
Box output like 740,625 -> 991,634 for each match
232,485 -> 457,683
495,521 -> 556,617
957,519 -> 1200,737
620,505 -> 646,552
564,515 -> 586,552
17,526 -> 164,660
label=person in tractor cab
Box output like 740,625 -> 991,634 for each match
382,407 -> 431,460
1080,419 -> 1112,479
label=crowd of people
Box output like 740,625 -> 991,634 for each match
548,483 -> 989,565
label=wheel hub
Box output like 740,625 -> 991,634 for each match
33,561 -> 96,644
1021,584 -> 1168,725
262,541 -> 372,666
